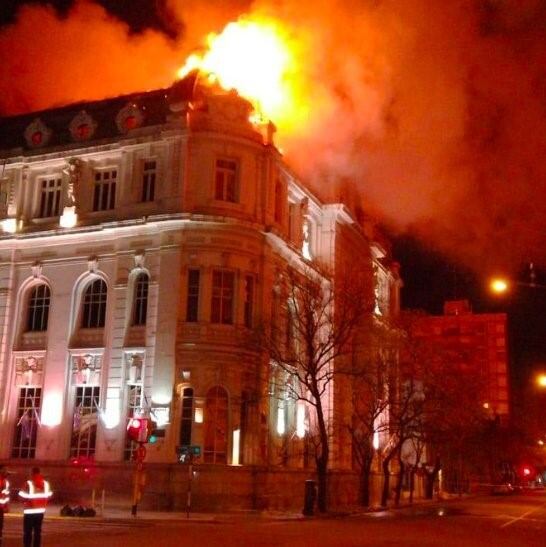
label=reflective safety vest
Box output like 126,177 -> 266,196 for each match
0,479 -> 9,510
18,479 -> 52,514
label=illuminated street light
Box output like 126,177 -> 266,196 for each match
537,374 -> 546,388
490,278 -> 509,294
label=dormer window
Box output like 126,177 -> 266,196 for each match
215,158 -> 238,202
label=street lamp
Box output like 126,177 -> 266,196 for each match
490,278 -> 509,295
537,374 -> 546,388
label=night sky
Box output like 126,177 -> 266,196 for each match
1,0 -> 546,411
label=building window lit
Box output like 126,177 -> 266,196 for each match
132,273 -> 149,326
12,387 -> 42,459
25,284 -> 50,332
141,160 -> 156,202
204,386 -> 228,464
124,384 -> 143,461
244,275 -> 254,328
214,158 -> 238,202
186,269 -> 200,322
38,177 -> 62,218
211,270 -> 234,324
81,279 -> 107,329
93,169 -> 117,211
70,386 -> 100,459
179,387 -> 194,447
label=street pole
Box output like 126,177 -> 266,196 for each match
186,453 -> 194,519
132,443 -> 146,517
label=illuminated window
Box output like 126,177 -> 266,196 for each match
26,284 -> 50,332
244,275 -> 254,328
38,177 -> 62,218
186,270 -> 200,322
70,386 -> 100,459
141,160 -> 156,202
124,384 -> 143,461
211,270 -> 234,324
132,273 -> 149,326
12,387 -> 42,459
93,169 -> 117,211
179,388 -> 194,447
204,386 -> 228,464
81,279 -> 107,329
214,158 -> 238,202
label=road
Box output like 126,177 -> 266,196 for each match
2,491 -> 546,546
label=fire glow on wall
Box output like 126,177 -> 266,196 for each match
41,392 -> 63,426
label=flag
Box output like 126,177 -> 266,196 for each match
73,403 -> 82,431
17,410 -> 31,441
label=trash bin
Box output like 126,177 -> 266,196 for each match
303,479 -> 317,516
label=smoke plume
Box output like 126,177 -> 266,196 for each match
1,0 -> 545,274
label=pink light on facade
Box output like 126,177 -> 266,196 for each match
41,392 -> 63,426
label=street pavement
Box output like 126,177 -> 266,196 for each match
2,491 -> 546,546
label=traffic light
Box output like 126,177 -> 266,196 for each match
127,418 -> 150,443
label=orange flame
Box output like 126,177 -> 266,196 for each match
177,16 -> 305,131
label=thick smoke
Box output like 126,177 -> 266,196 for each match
1,0 -> 545,274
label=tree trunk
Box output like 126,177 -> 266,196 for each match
394,457 -> 405,507
424,458 -> 441,499
409,467 -> 415,504
315,396 -> 329,513
359,454 -> 373,507
381,455 -> 392,507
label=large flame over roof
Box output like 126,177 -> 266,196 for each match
177,15 -> 306,132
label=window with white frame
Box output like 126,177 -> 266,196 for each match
93,169 -> 117,211
81,279 -> 107,329
186,269 -> 200,322
124,384 -> 143,461
38,177 -> 62,218
211,270 -> 234,324
25,284 -> 50,332
70,386 -> 100,459
244,275 -> 254,328
214,158 -> 238,202
179,387 -> 194,448
12,387 -> 42,459
204,386 -> 228,464
132,273 -> 149,326
141,160 -> 156,202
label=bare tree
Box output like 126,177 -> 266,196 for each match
259,263 -> 370,512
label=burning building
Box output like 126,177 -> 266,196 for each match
0,72 -> 401,509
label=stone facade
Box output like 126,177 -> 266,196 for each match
0,75 -> 401,509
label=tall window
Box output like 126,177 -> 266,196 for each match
124,384 -> 143,461
70,386 -> 100,459
186,270 -> 200,322
288,203 -> 297,242
38,177 -> 62,218
214,159 -> 238,202
179,388 -> 194,447
12,387 -> 42,459
274,179 -> 283,223
132,273 -> 149,326
141,160 -> 156,202
211,270 -> 234,324
81,279 -> 107,329
26,284 -> 50,332
244,275 -> 254,328
93,169 -> 117,211
204,386 -> 228,464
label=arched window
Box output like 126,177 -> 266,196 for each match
25,284 -> 50,332
179,388 -> 194,447
204,386 -> 228,464
132,273 -> 149,326
81,279 -> 107,329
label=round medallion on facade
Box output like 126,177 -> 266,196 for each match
69,110 -> 97,142
24,118 -> 52,148
116,102 -> 144,134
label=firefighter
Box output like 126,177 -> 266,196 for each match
0,465 -> 10,545
18,467 -> 52,547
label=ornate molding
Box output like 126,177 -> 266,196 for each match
31,261 -> 42,278
24,118 -> 52,148
124,351 -> 144,384
14,354 -> 45,386
71,353 -> 102,385
116,103 -> 143,134
69,111 -> 97,142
